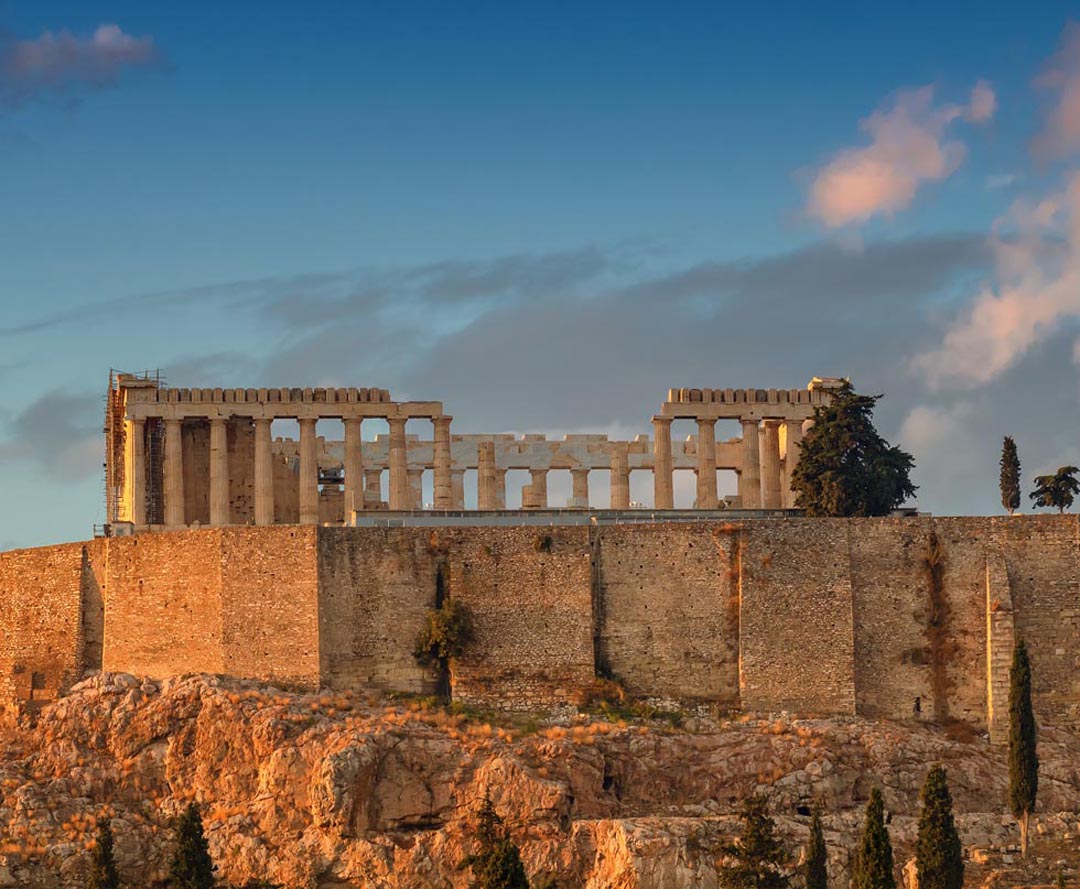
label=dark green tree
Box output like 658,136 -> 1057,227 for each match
718,795 -> 790,889
87,818 -> 120,889
1008,639 -> 1038,857
459,794 -> 529,889
790,383 -> 916,517
915,766 -> 963,889
803,805 -> 827,889
168,804 -> 215,889
851,788 -> 895,889
1030,467 -> 1080,513
1000,437 -> 1021,515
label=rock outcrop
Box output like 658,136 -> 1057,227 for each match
0,674 -> 1078,888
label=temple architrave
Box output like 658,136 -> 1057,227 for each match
104,372 -> 845,531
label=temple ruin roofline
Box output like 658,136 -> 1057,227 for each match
105,373 -> 841,528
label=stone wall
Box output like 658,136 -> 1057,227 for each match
3,517 -> 1080,730
593,524 -> 740,704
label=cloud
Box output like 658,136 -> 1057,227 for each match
0,390 -> 102,481
912,172 -> 1080,389
985,173 -> 1020,190
1033,22 -> 1080,160
0,23 -> 160,109
807,82 -> 995,227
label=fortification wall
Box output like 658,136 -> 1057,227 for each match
593,524 -> 740,704
0,543 -> 88,717
103,530 -> 225,677
3,517 -> 1079,730
447,527 -> 594,709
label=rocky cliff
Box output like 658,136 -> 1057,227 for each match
0,674 -> 1078,888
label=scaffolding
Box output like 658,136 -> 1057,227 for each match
102,369 -> 165,534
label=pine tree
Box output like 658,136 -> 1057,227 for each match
915,766 -> 963,889
169,804 -> 215,889
1000,437 -> 1021,515
803,805 -> 827,889
1008,638 -> 1038,858
851,788 -> 895,889
1030,467 -> 1080,513
718,795 -> 790,889
790,382 -> 916,517
459,794 -> 530,889
87,818 -> 120,889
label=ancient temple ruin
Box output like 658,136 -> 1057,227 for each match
104,371 -> 846,531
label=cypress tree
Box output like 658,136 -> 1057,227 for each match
168,803 -> 215,889
460,794 -> 529,889
915,766 -> 963,889
1000,437 -> 1021,515
1008,638 -> 1038,857
718,795 -> 790,889
87,818 -> 120,889
851,788 -> 895,889
803,805 -> 827,889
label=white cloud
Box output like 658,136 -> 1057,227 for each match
1033,22 -> 1080,160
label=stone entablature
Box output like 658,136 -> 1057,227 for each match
105,373 -> 845,531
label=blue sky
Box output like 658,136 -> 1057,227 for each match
3,3 -> 1080,546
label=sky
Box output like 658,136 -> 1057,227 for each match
3,3 -> 1080,547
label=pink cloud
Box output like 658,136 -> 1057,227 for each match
807,83 -> 995,228
0,24 -> 159,108
1033,23 -> 1080,160
912,173 -> 1080,389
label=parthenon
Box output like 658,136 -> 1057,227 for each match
104,372 -> 846,530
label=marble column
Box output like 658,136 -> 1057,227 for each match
652,416 -> 674,510
739,419 -> 762,509
570,468 -> 590,508
408,469 -> 423,508
344,418 -> 363,517
494,469 -> 507,509
696,419 -> 718,509
299,418 -> 319,525
760,419 -> 783,510
477,441 -> 497,509
130,418 -> 146,527
254,418 -> 274,525
451,470 -> 465,509
781,419 -> 804,509
163,418 -> 185,527
528,469 -> 548,509
388,417 -> 409,510
610,444 -> 630,509
364,469 -> 383,508
209,417 -> 230,526
433,417 -> 453,509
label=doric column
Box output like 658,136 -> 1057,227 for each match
163,418 -> 185,528
570,468 -> 590,509
696,419 -> 718,509
407,469 -> 423,508
739,419 -> 762,508
130,418 -> 146,527
254,418 -> 274,525
610,444 -> 630,509
652,416 -> 674,510
451,470 -> 465,509
494,469 -> 507,509
364,469 -> 383,508
433,417 -> 453,509
388,417 -> 409,510
299,418 -> 319,525
760,419 -> 783,510
528,469 -> 548,509
209,417 -> 230,526
477,441 -> 497,509
781,419 -> 805,509
344,418 -> 363,516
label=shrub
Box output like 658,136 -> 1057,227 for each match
169,803 -> 215,889
414,599 -> 474,667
